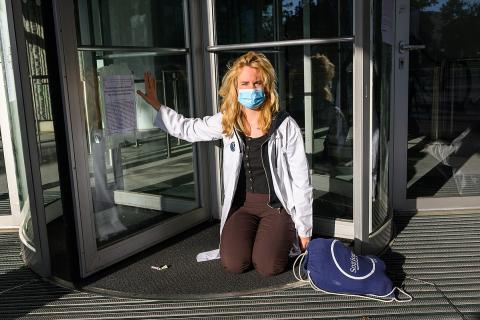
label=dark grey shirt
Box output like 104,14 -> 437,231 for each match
232,110 -> 291,207
240,133 -> 270,194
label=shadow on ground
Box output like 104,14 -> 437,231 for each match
0,266 -> 70,320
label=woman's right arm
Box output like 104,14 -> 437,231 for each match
137,72 -> 223,142
153,106 -> 223,142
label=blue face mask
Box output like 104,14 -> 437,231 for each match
237,88 -> 266,109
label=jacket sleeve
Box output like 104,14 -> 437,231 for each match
285,119 -> 313,238
153,105 -> 223,142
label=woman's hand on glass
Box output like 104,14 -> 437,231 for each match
299,236 -> 310,252
137,72 -> 161,111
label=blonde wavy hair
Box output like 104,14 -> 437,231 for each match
312,53 -> 335,103
219,51 -> 279,137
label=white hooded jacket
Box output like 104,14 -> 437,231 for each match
154,105 -> 313,261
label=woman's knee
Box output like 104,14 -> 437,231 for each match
220,252 -> 251,274
252,257 -> 288,276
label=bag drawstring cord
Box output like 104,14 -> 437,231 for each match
292,251 -> 413,303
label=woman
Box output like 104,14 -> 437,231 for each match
137,51 -> 312,276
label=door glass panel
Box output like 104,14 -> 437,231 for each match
0,1 -> 8,218
20,0 -> 66,246
215,0 -> 354,223
76,0 -> 199,248
0,135 -> 9,216
309,0 -> 353,38
217,43 -> 353,221
215,0 -> 274,44
407,1 -> 480,198
372,0 -> 393,230
1,3 -> 13,219
215,0 -> 352,45
77,0 -> 185,48
311,44 -> 353,221
1,0 -> 30,234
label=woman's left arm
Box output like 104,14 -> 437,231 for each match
285,119 -> 313,251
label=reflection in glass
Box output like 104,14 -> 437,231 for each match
78,56 -> 197,247
310,45 -> 353,221
217,43 -> 353,221
22,0 -> 63,209
21,0 -> 65,245
215,0 -> 353,45
76,0 -> 185,48
215,0 -> 274,44
407,1 -> 480,198
0,136 -> 9,216
308,0 -> 353,39
0,3 -> 8,217
214,0 -> 354,222
75,0 -> 199,248
371,0 -> 393,231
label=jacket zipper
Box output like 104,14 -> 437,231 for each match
261,136 -> 277,210
229,128 -> 243,209
233,128 -> 244,153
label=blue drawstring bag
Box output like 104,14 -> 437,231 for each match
293,238 -> 412,302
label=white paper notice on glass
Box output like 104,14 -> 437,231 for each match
103,74 -> 137,135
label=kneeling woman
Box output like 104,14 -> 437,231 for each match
138,51 -> 312,276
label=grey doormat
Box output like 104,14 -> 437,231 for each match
81,221 -> 301,299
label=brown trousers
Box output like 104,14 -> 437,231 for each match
220,192 -> 296,276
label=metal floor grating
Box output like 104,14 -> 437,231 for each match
0,199 -> 11,215
1,213 -> 480,319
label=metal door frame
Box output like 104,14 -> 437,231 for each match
0,26 -> 20,228
6,0 -> 53,276
204,0 -> 372,244
54,0 -> 214,277
4,0 -> 377,277
392,0 -> 480,212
